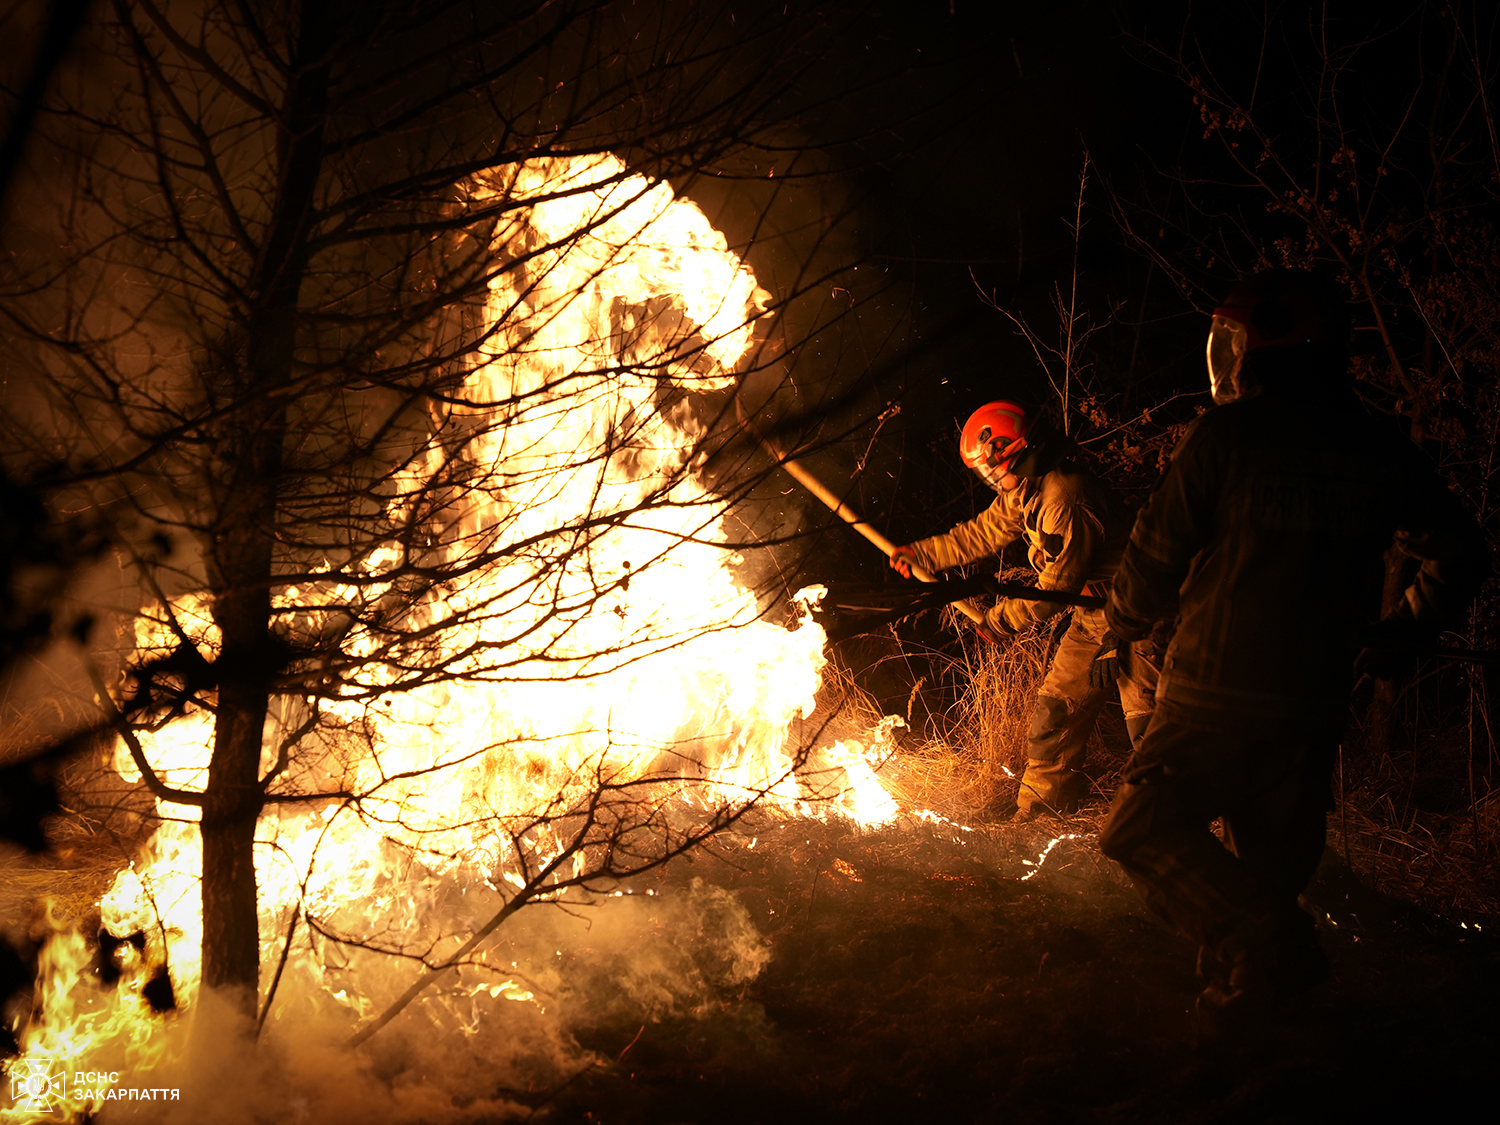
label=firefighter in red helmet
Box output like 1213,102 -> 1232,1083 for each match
891,400 -> 1159,819
1099,269 -> 1486,1034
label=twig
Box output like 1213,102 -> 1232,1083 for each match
257,903 -> 301,1035
616,1024 -> 645,1062
734,392 -> 986,626
1339,743 -> 1351,870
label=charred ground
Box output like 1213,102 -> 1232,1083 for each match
545,808 -> 1499,1124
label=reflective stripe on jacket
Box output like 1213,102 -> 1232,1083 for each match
907,463 -> 1129,631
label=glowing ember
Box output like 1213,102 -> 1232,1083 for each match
3,153 -> 901,1114
1020,834 -> 1084,882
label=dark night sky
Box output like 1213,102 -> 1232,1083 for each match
726,0 -> 1206,591
7,0 -> 1447,604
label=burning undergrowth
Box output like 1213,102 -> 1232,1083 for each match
5,129 -> 1493,1125
0,862 -> 775,1122
7,709 -> 1499,1123
2,152 -> 910,1121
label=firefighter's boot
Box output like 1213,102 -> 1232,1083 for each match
1015,693 -> 1093,818
1013,757 -> 1088,819
1195,910 -> 1331,1045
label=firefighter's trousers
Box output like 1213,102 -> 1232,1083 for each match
1015,605 -> 1159,814
1098,701 -> 1336,976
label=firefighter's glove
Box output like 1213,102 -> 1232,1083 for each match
1145,618 -> 1177,663
983,601 -> 1019,642
972,620 -> 1003,646
1354,616 -> 1429,683
889,545 -> 920,580
1089,631 -> 1123,689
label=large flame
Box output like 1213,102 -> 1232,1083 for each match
3,153 -> 898,1119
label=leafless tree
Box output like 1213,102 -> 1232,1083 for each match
0,0 -> 893,1029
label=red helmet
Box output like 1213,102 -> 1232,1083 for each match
960,401 -> 1029,491
1207,270 -> 1348,404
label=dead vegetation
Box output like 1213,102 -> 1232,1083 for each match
832,607 -> 1500,930
1333,702 -> 1500,921
858,607 -> 1060,819
542,795 -> 1497,1124
530,617 -> 1499,1122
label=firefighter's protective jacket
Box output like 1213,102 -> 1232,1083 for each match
1106,385 -> 1486,722
907,464 -> 1128,632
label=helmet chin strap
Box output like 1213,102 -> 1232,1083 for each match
1009,428 -> 1064,479
974,462 -> 1011,492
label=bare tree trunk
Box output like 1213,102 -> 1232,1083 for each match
200,6 -> 333,1011
201,698 -> 267,1002
202,431 -> 280,1003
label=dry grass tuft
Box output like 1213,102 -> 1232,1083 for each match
0,726 -> 161,938
0,819 -> 126,937
1331,756 -> 1500,920
873,609 -> 1055,819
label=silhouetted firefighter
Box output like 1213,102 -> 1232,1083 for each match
1099,270 -> 1487,1037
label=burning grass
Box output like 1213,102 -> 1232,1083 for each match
4,636 -> 1500,1122
1,150 -> 924,1121
539,645 -> 1494,1120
